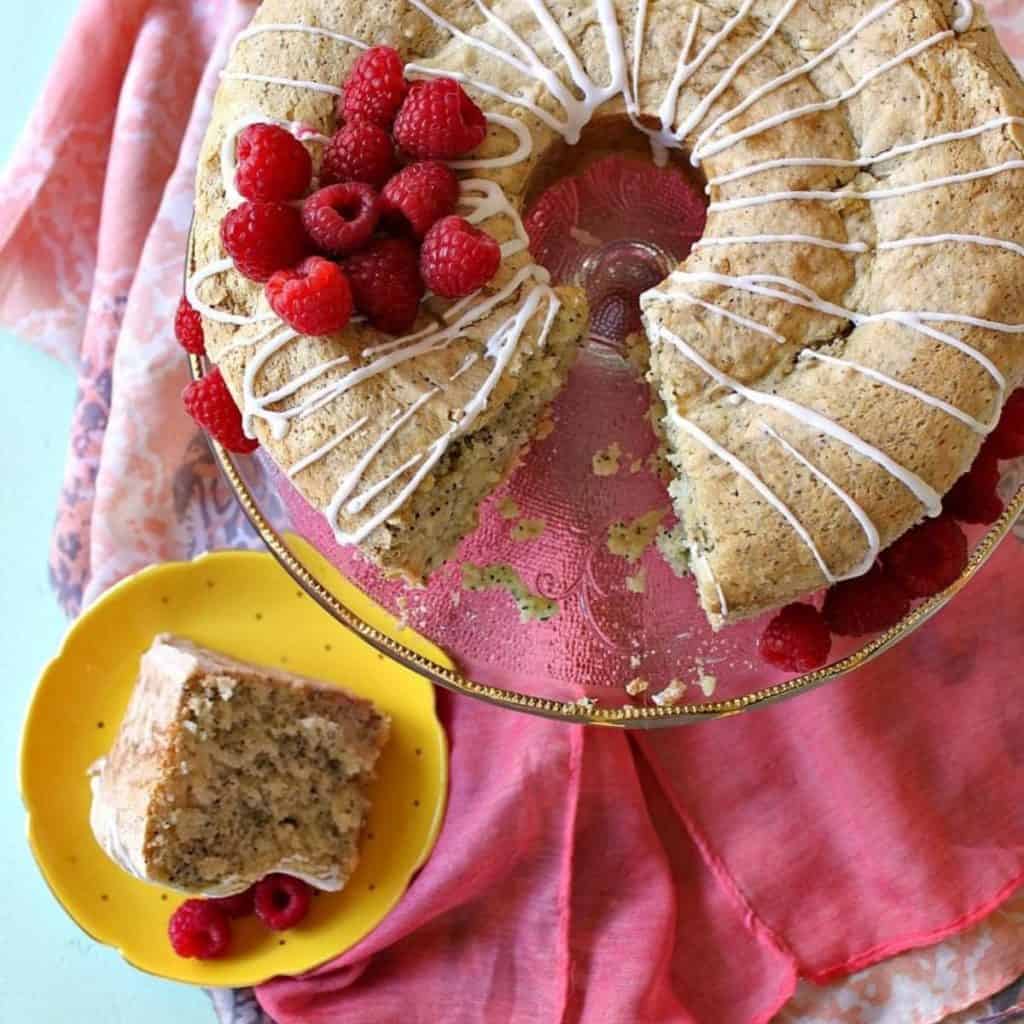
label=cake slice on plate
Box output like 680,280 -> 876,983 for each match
89,635 -> 389,896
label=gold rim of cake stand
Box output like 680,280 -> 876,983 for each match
189,355 -> 1024,727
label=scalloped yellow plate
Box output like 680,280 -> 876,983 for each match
19,535 -> 449,987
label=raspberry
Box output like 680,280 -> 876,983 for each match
822,565 -> 910,637
757,603 -> 832,673
174,295 -> 205,355
420,216 -> 500,298
207,887 -> 256,919
266,256 -> 353,336
168,899 -> 231,959
220,201 -> 309,282
393,79 -> 487,160
985,388 -> 1024,459
944,448 -> 1004,524
882,516 -> 968,599
380,161 -> 459,238
321,120 -> 395,188
340,46 -> 407,128
302,183 -> 381,256
182,366 -> 258,454
253,874 -> 312,931
235,123 -> 312,202
343,236 -> 425,334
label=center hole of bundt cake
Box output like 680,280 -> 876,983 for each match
523,116 -> 708,351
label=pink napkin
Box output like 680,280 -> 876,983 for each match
5,2 -> 1024,1022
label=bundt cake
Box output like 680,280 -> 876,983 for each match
187,0 -> 1024,625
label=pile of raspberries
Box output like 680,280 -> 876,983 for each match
178,46 -> 502,452
758,390 -> 1024,674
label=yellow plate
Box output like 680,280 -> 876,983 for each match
19,535 -> 449,988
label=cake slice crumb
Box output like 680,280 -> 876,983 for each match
461,562 -> 559,622
496,496 -> 521,520
511,517 -> 546,542
592,442 -> 622,477
625,677 -> 649,697
608,507 -> 669,563
652,678 -> 687,707
626,567 -> 647,593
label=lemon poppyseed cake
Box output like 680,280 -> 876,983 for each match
89,636 -> 389,896
188,0 -> 1024,625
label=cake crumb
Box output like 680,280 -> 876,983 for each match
497,496 -> 521,520
629,457 -> 644,474
652,678 -> 687,707
461,563 -> 559,622
575,697 -> 598,711
629,653 -> 642,669
625,677 -> 649,697
511,517 -> 546,542
626,567 -> 647,593
694,662 -> 718,697
592,442 -> 622,477
535,416 -> 555,441
608,507 -> 668,563
395,594 -> 410,632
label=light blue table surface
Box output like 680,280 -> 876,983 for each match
0,6 -> 206,1020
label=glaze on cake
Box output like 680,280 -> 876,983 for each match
189,0 -> 1024,624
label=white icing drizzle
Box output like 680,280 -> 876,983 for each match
669,289 -> 786,343
761,423 -> 880,579
288,415 -> 369,477
652,269 -> 1012,397
696,29 -> 954,163
705,116 -> 1024,187
709,158 -> 1024,213
650,322 -> 944,515
877,234 -> 1024,260
800,348 -> 992,433
194,2 -> 1024,586
186,258 -> 277,327
695,234 -> 869,254
666,404 -> 841,582
691,0 -> 906,161
952,1 -> 974,33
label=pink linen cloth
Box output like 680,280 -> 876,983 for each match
4,2 -> 1024,1022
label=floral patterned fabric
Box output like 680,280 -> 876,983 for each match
3,2 -> 1024,1022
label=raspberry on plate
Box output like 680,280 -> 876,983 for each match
340,46 -> 407,128
235,123 -> 312,202
182,366 -> 259,454
985,388 -> 1024,459
174,295 -> 205,355
207,886 -> 256,920
344,236 -> 425,335
393,79 -> 487,160
321,120 -> 395,188
168,899 -> 231,959
757,603 -> 832,673
822,565 -> 910,637
266,256 -> 353,336
253,874 -> 312,931
420,215 -> 500,298
944,449 -> 1004,525
380,161 -> 459,238
882,516 -> 968,599
302,183 -> 381,256
220,201 -> 309,282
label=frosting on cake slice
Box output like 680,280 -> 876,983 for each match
89,635 -> 389,896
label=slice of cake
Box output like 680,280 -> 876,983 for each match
89,635 -> 389,896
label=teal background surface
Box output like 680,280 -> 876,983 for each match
0,4 -> 206,1019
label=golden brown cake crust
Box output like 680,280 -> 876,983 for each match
191,0 -> 1024,621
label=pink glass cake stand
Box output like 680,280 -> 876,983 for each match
196,156 -> 1024,727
